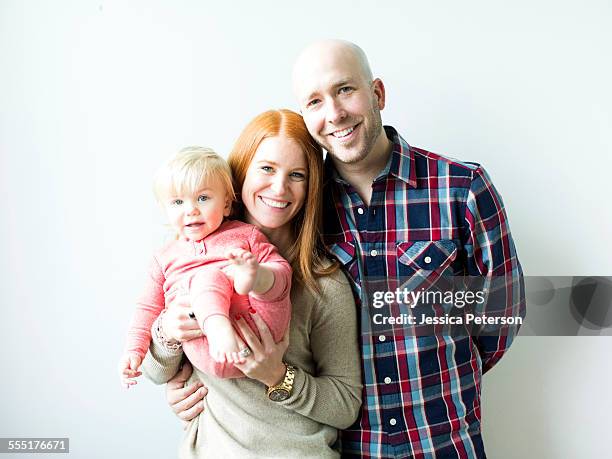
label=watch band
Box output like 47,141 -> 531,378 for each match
267,364 -> 296,401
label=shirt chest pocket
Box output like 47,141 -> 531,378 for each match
396,240 -> 459,283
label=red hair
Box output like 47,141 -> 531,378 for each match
228,109 -> 337,294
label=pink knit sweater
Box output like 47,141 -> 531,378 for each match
124,220 -> 292,378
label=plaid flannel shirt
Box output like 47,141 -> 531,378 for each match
323,126 -> 526,459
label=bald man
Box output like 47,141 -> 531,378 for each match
293,40 -> 526,459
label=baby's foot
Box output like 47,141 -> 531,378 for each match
226,249 -> 259,295
202,315 -> 241,364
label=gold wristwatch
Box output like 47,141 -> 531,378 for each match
267,364 -> 296,402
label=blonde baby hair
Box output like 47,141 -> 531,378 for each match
153,146 -> 235,203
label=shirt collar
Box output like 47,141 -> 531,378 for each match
323,125 -> 417,188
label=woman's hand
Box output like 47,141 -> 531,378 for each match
233,311 -> 290,387
166,362 -> 207,429
162,294 -> 204,342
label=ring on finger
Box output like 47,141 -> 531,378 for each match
238,347 -> 252,358
188,311 -> 196,320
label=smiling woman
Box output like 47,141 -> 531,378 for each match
228,109 -> 331,293
240,136 -> 307,237
141,109 -> 362,458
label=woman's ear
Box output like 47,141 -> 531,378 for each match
223,196 -> 232,217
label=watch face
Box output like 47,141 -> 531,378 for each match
269,389 -> 290,402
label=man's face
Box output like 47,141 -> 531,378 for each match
294,49 -> 385,165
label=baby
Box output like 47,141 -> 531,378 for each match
119,147 -> 291,387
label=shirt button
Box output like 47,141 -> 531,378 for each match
384,377 -> 392,384
390,418 -> 397,426
378,335 -> 386,342
357,208 -> 364,215
371,249 -> 378,257
424,256 -> 432,264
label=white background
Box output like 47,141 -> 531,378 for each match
1,1 -> 611,458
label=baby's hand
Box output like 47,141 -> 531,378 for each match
118,353 -> 143,389
226,248 -> 259,295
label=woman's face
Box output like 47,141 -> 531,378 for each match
241,136 -> 308,233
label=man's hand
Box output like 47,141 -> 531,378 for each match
166,362 -> 207,429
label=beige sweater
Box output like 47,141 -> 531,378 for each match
142,267 -> 362,459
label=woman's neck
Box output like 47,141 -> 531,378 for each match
259,226 -> 292,259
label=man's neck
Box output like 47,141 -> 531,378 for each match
332,129 -> 392,206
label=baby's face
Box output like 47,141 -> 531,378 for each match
163,178 -> 231,241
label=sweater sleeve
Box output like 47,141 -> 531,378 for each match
140,321 -> 184,385
278,269 -> 363,430
124,257 -> 166,358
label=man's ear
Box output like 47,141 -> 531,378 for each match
372,78 -> 386,110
